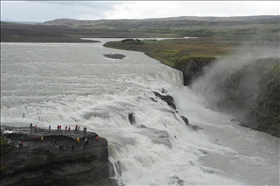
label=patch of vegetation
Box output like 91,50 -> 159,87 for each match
104,37 -> 235,68
121,38 -> 143,45
1,132 -> 13,154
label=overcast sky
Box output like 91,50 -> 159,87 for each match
1,1 -> 279,22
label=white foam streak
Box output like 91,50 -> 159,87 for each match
2,42 -> 278,185
1,42 -> 238,185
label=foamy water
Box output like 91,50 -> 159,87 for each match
1,41 -> 279,185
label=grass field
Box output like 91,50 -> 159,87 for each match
103,37 -> 257,68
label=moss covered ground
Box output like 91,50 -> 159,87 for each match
104,37 -> 238,68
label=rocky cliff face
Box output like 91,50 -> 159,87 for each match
177,57 -> 280,137
241,62 -> 280,136
210,59 -> 279,137
1,126 -> 117,186
174,57 -> 215,86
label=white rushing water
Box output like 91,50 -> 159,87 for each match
1,40 -> 279,185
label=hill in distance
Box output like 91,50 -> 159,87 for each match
1,15 -> 279,42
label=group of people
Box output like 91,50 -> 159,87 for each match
56,125 -> 62,130
55,124 -> 88,133
30,123 -> 38,132
28,123 -> 100,152
18,141 -> 24,147
31,123 -> 89,134
57,135 -> 99,152
82,135 -> 99,150
33,136 -> 44,141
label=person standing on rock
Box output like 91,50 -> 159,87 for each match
84,126 -> 87,134
49,125 -> 51,131
68,126 -> 71,132
75,125 -> 78,133
34,125 -> 37,132
76,137 -> 80,147
84,138 -> 88,145
18,141 -> 21,148
30,123 -> 33,129
84,138 -> 88,150
95,135 -> 99,142
20,141 -> 24,147
65,126 -> 67,131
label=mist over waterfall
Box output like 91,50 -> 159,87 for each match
170,44 -> 279,185
190,45 -> 279,115
1,41 -> 279,185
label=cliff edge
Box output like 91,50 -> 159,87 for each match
0,125 -> 117,186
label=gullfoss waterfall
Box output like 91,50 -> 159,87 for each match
1,41 -> 279,185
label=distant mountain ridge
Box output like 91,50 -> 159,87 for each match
42,15 -> 279,28
1,15 -> 279,42
44,15 -> 279,23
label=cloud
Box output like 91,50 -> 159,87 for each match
104,1 -> 280,19
1,1 -> 118,22
1,1 -> 279,22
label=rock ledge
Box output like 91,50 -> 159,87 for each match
1,125 -> 116,186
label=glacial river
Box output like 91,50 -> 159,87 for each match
1,40 -> 279,185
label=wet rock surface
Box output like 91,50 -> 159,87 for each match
153,91 -> 177,110
103,53 -> 126,59
1,125 -> 117,186
181,116 -> 203,131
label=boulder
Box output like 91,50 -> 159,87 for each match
153,92 -> 176,110
0,125 -> 117,186
103,53 -> 126,59
180,116 -> 203,131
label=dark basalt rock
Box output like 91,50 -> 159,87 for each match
181,116 -> 203,131
103,53 -> 126,59
128,113 -> 147,128
0,125 -> 117,186
128,113 -> 136,125
153,92 -> 176,110
179,58 -> 214,86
